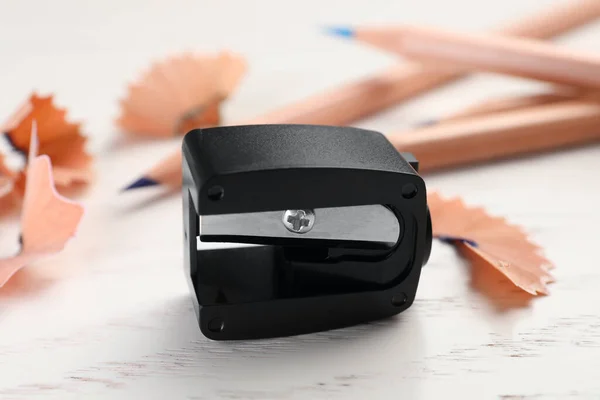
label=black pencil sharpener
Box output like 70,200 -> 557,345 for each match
182,124 -> 432,340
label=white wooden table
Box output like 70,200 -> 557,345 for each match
1,0 -> 600,398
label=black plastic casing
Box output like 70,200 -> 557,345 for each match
182,124 -> 431,340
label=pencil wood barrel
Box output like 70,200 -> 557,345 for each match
387,101 -> 600,172
440,91 -> 580,122
354,25 -> 600,90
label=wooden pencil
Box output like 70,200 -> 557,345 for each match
252,0 -> 600,125
335,24 -> 600,90
122,151 -> 182,191
123,0 -> 600,190
386,100 -> 600,173
439,90 -> 582,122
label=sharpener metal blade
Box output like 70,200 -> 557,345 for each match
199,205 -> 400,248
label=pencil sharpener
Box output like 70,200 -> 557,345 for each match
182,124 -> 432,340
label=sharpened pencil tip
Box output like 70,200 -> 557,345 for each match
436,235 -> 479,248
323,26 -> 355,39
122,176 -> 159,191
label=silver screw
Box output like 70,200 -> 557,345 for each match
282,209 -> 315,234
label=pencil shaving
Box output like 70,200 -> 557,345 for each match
116,51 -> 247,138
0,93 -> 93,202
0,126 -> 84,287
0,175 -> 13,196
428,192 -> 554,295
0,175 -> 16,215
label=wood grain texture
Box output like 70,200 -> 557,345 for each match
1,0 -> 600,399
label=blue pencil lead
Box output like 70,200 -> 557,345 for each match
122,176 -> 159,191
323,26 -> 355,39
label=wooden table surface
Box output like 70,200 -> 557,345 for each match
1,0 -> 599,398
